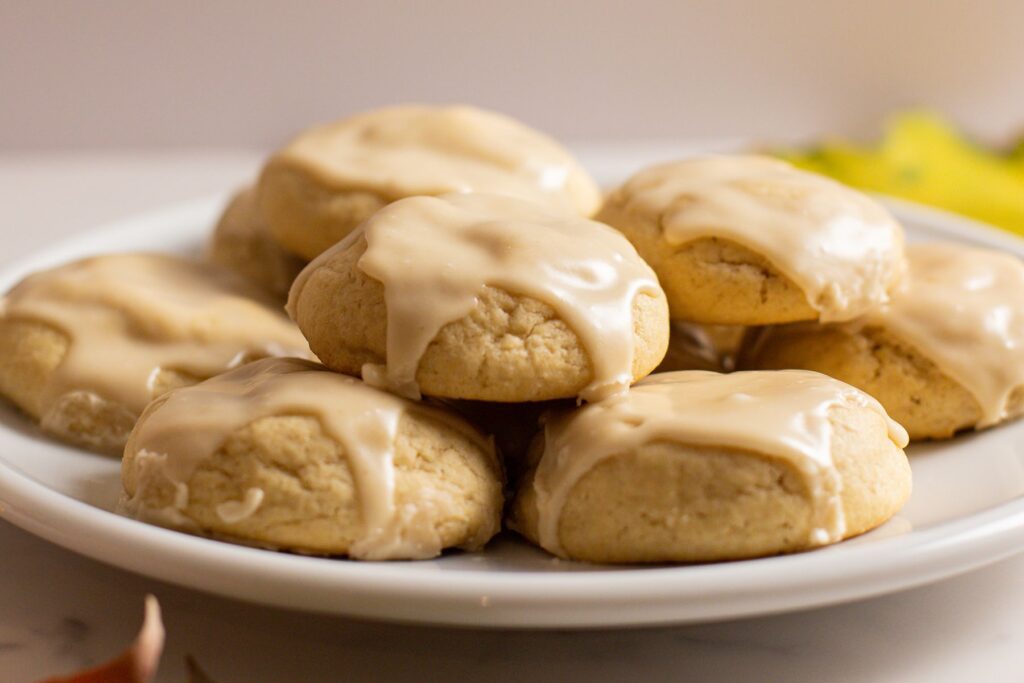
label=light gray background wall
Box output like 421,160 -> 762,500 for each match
3,0 -> 1023,150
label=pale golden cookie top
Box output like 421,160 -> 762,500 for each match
605,155 -> 906,321
0,253 -> 310,414
530,369 -> 908,557
271,105 -> 602,216
123,357 -> 494,560
289,193 -> 664,402
854,242 -> 1024,427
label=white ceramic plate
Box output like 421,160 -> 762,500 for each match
2,185 -> 1024,628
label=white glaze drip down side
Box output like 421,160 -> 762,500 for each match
216,488 -> 265,524
0,253 -> 311,416
275,105 -> 602,216
856,243 -> 1024,427
611,155 -> 906,321
123,358 -> 493,560
531,369 -> 909,557
293,193 -> 663,402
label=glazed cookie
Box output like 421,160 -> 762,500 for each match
510,370 -> 911,563
597,155 -> 906,325
742,243 -> 1024,440
206,186 -> 306,299
655,321 -> 747,372
120,358 -> 503,559
288,193 -> 670,403
258,105 -> 603,259
0,253 -> 311,454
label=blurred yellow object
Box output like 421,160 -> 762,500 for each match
777,112 -> 1024,236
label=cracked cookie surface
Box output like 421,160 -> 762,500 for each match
597,156 -> 906,325
511,401 -> 911,563
741,325 -> 1024,440
121,359 -> 504,558
289,232 -> 669,402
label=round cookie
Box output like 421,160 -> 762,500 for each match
741,242 -> 1024,440
288,193 -> 669,403
206,186 -> 306,299
596,155 -> 906,325
0,253 -> 311,455
120,358 -> 503,560
258,105 -> 603,260
510,370 -> 911,563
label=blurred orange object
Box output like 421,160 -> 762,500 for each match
37,596 -> 164,683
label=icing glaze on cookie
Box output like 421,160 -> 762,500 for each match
605,155 -> 905,322
268,105 -> 602,217
530,369 -> 908,557
0,253 -> 310,416
857,243 -> 1024,427
289,193 -> 663,402
122,357 -> 494,560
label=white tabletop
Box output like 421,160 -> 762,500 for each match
2,153 -> 1023,683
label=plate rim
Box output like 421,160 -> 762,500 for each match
1,193 -> 1024,628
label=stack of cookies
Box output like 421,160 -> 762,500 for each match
2,105 -> 1021,564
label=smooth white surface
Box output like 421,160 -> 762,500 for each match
2,153 -> 1024,680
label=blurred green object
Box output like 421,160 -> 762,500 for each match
776,111 -> 1024,236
